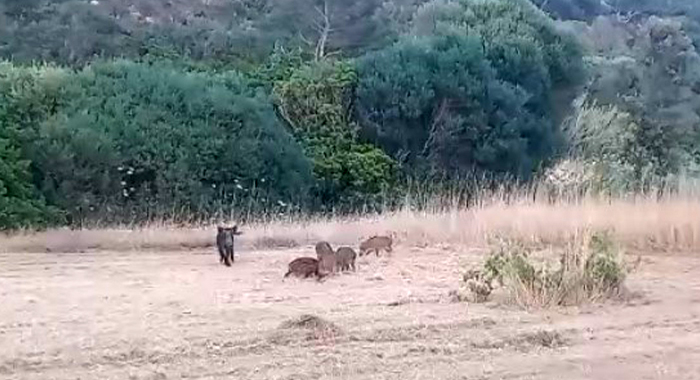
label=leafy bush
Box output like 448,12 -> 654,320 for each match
0,60 -> 315,225
0,135 -> 61,230
0,62 -> 66,229
273,59 -> 399,210
472,230 -> 629,308
584,230 -> 627,293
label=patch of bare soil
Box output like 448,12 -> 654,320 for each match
1,243 -> 700,379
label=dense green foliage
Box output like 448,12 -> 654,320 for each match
0,61 -> 314,226
0,131 -> 59,229
1,0 -> 696,228
356,0 -> 583,178
0,63 -> 67,229
272,58 -> 399,210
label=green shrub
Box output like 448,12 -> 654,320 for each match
273,59 -> 399,211
0,135 -> 62,230
584,230 -> 627,295
473,230 -> 629,308
0,62 -> 65,229
0,60 -> 315,225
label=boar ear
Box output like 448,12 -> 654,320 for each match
217,226 -> 224,233
233,225 -> 242,235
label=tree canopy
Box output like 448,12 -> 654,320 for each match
3,0 -> 696,228
356,0 -> 583,178
0,60 -> 314,226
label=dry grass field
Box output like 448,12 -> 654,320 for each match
2,197 -> 700,379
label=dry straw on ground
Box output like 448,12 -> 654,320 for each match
270,314 -> 343,344
1,195 -> 699,254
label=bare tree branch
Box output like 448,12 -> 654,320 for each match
298,32 -> 314,47
314,0 -> 331,61
422,98 -> 451,157
324,49 -> 342,58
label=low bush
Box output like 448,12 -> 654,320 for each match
463,229 -> 629,308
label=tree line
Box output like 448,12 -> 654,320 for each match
2,0 -> 700,229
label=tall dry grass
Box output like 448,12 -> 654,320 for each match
1,190 -> 699,254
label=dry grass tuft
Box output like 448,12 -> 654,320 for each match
471,329 -> 568,351
278,314 -> 336,330
275,314 -> 343,343
517,329 -> 567,348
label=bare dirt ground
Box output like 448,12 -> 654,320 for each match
2,243 -> 700,380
